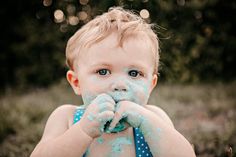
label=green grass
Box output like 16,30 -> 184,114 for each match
0,80 -> 235,157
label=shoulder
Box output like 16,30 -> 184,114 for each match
40,104 -> 78,141
145,105 -> 174,128
52,104 -> 78,113
50,104 -> 77,120
51,104 -> 85,127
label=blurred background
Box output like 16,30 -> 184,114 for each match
0,0 -> 235,156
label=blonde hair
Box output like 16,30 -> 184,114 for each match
66,7 -> 159,74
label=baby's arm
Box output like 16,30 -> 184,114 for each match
30,105 -> 93,157
31,94 -> 115,157
143,105 -> 196,157
109,101 -> 196,157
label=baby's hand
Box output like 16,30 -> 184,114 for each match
109,101 -> 146,130
79,93 -> 115,138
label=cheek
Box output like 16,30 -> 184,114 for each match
81,77 -> 109,106
83,77 -> 107,92
80,79 -> 99,106
81,92 -> 97,106
128,80 -> 151,105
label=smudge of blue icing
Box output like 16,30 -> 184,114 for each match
97,137 -> 104,144
124,111 -> 145,128
81,93 -> 96,107
155,128 -> 162,145
157,128 -> 162,133
109,137 -> 132,155
107,77 -> 151,106
139,116 -> 153,138
82,93 -> 115,107
87,113 -> 95,121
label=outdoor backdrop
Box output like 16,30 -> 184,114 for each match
0,0 -> 235,157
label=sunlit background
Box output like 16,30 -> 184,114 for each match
0,0 -> 235,157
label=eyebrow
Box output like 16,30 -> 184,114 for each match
90,62 -> 149,72
128,64 -> 148,73
90,63 -> 112,68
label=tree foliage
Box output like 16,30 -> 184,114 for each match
1,0 -> 236,91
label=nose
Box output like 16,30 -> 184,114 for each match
111,80 -> 127,92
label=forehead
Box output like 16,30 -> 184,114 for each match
79,32 -> 155,62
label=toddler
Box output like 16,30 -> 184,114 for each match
31,7 -> 196,157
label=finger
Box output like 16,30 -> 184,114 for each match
109,101 -> 125,130
93,93 -> 115,105
108,111 -> 127,131
98,102 -> 115,112
97,111 -> 115,133
97,111 -> 115,123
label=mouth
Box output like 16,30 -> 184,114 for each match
114,98 -> 127,103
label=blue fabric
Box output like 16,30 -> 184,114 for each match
73,107 -> 153,157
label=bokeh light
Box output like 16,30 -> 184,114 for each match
79,0 -> 89,5
54,9 -> 65,23
195,11 -> 202,20
177,0 -> 185,6
60,24 -> 68,32
67,4 -> 76,15
43,0 -> 52,7
78,11 -> 88,21
140,9 -> 149,19
68,16 -> 79,25
82,5 -> 91,13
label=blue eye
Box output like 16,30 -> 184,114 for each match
128,70 -> 140,77
97,69 -> 110,76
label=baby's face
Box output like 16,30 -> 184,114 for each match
75,32 -> 157,106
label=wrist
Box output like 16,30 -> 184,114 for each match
78,123 -> 94,141
138,109 -> 155,137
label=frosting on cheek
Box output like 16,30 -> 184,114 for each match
131,79 -> 151,105
109,78 -> 151,105
81,93 -> 97,106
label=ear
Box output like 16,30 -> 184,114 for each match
149,74 -> 158,93
66,70 -> 81,95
